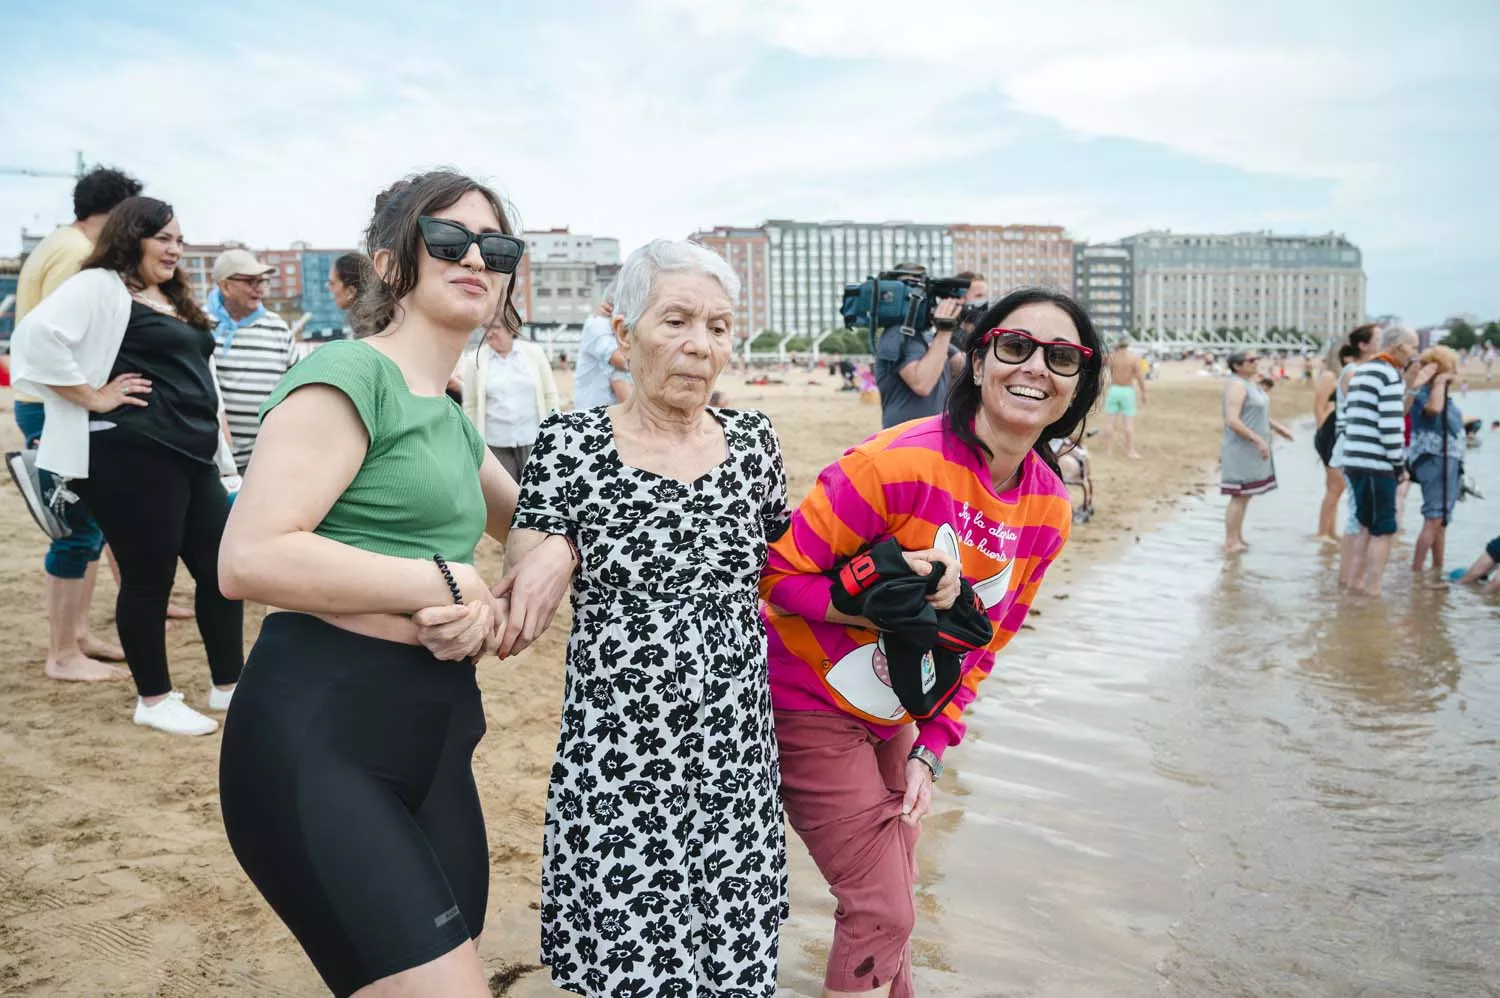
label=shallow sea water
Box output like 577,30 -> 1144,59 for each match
779,391 -> 1500,998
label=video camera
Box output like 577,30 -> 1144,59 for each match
840,267 -> 971,342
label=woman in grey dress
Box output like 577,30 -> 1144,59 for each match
1221,352 -> 1294,553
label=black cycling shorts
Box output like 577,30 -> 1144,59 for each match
219,612 -> 488,997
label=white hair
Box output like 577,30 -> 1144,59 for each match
1380,324 -> 1416,349
612,239 -> 740,331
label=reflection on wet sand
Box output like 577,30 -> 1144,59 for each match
779,393 -> 1499,998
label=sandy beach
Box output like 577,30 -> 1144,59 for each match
0,366 -> 1339,996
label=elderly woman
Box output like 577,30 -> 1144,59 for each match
1407,345 -> 1465,573
506,239 -> 790,997
1221,351 -> 1294,554
761,287 -> 1103,998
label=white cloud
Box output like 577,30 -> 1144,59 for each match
1,0 -> 1495,321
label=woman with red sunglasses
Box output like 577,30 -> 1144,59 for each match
760,287 -> 1103,998
217,171 -> 577,998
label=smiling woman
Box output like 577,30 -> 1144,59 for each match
9,195 -> 246,736
760,286 -> 1103,998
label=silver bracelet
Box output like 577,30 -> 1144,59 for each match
908,745 -> 943,780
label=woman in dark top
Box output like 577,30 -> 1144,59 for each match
10,196 -> 243,736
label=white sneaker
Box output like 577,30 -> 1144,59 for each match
133,691 -> 219,736
207,685 -> 235,711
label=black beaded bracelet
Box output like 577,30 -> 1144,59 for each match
433,554 -> 464,605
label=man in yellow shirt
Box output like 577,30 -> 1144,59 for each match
12,166 -> 141,682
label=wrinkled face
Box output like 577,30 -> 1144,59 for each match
974,302 -> 1081,442
328,269 -> 357,309
615,271 -> 733,412
138,217 -> 183,288
388,189 -> 509,332
219,271 -> 268,315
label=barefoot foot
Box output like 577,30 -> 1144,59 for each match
166,604 -> 195,620
45,654 -> 130,683
78,633 -> 125,661
1225,541 -> 1249,555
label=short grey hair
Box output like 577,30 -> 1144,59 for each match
1380,324 -> 1416,349
612,239 -> 741,331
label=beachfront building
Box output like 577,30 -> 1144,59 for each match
952,224 -> 1074,297
1126,231 -> 1366,342
764,219 -> 953,342
688,226 -> 770,342
0,257 -> 20,340
522,227 -> 619,330
1073,243 -> 1135,341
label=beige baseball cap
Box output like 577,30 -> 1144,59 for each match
212,248 -> 276,282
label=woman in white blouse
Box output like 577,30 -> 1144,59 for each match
459,314 -> 559,483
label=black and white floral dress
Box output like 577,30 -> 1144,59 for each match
513,406 -> 791,998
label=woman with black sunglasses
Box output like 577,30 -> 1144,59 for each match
759,287 -> 1102,998
217,171 -> 577,998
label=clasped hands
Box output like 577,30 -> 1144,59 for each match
411,536 -> 576,662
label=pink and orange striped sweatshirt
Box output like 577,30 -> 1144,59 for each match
759,416 -> 1072,760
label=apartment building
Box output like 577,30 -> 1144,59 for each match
688,226 -> 770,339
1125,231 -> 1365,339
524,228 -> 620,268
764,220 -> 953,340
951,224 -> 1074,296
1073,243 -> 1134,340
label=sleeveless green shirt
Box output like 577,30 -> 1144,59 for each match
260,339 -> 487,564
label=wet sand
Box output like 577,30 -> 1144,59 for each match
2,367 -> 1488,996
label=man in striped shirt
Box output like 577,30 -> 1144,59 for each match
207,249 -> 298,473
1340,325 -> 1419,596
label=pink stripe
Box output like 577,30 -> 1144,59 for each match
765,574 -> 833,622
821,464 -> 887,542
880,480 -> 954,527
1000,600 -> 1030,632
789,514 -> 837,570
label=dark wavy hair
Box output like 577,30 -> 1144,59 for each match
352,171 -> 521,339
81,196 -> 210,331
333,252 -> 372,295
1347,323 -> 1378,353
944,287 -> 1104,476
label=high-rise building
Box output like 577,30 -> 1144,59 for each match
951,224 -> 1074,296
518,228 -> 618,329
181,242 -> 239,304
1125,231 -> 1365,340
0,257 -> 21,340
260,247 -> 304,314
688,227 -> 770,340
1073,243 -> 1134,340
529,261 -> 598,327
764,220 -> 953,340
524,228 -> 620,268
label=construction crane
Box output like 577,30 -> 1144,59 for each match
0,151 -> 87,180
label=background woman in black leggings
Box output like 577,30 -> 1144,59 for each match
11,196 -> 243,736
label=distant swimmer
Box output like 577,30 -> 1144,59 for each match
1103,336 -> 1146,458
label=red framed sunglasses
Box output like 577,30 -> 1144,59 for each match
981,327 -> 1094,377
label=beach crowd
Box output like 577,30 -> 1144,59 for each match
3,163 -> 1494,998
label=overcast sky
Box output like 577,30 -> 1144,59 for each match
3,0 -> 1495,325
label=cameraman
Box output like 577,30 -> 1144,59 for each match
873,263 -> 965,429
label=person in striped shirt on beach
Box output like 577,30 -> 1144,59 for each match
206,248 -> 300,474
1338,325 -> 1420,596
760,287 -> 1103,998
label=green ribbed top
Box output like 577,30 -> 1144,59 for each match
260,339 -> 487,564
